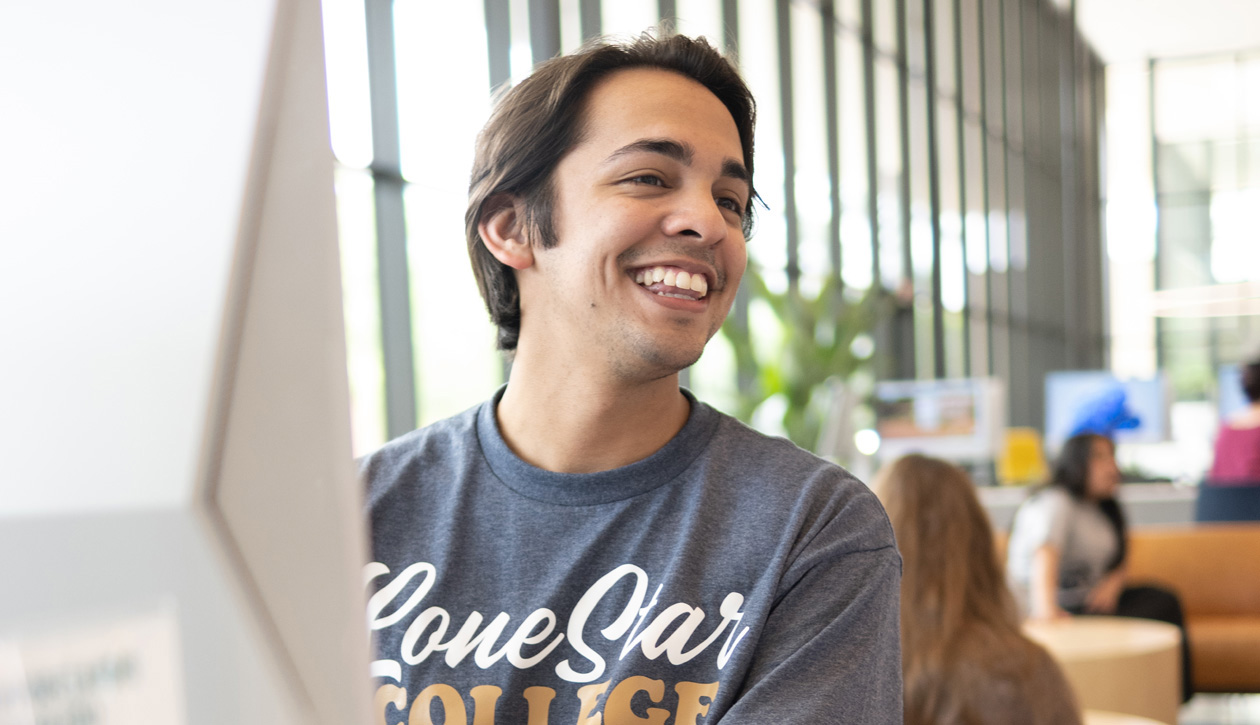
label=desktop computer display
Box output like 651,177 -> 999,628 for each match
1043,371 -> 1171,453
1218,363 -> 1249,421
872,377 -> 1006,465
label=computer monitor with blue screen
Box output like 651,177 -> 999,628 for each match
1043,371 -> 1171,453
873,378 -> 1006,463
1218,364 -> 1249,420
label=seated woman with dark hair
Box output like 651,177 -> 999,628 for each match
1006,433 -> 1193,701
1209,358 -> 1260,483
874,454 -> 1081,725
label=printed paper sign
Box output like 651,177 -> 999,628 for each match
0,606 -> 186,725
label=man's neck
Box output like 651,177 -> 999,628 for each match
494,358 -> 691,474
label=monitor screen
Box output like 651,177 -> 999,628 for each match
1218,364 -> 1249,421
1043,371 -> 1170,452
873,378 -> 1006,463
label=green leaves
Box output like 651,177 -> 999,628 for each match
721,265 -> 879,450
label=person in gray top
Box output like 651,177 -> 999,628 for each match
360,32 -> 902,724
1006,433 -> 1193,701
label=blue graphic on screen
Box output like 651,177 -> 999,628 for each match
1044,371 -> 1168,451
1218,364 -> 1248,421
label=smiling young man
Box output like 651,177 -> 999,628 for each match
362,33 -> 902,724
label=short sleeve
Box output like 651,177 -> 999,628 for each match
717,492 -> 904,724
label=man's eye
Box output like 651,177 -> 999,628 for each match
717,197 -> 743,213
628,175 -> 665,186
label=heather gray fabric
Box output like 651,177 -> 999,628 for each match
362,388 -> 902,724
1006,486 -> 1120,612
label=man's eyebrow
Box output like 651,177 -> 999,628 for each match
604,137 -> 750,185
604,138 -> 694,166
722,159 -> 750,184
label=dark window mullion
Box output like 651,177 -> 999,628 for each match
365,0 -> 417,437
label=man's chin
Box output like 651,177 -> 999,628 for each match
609,341 -> 706,384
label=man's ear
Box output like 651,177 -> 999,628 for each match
478,194 -> 533,270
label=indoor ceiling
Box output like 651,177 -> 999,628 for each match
1075,0 -> 1260,65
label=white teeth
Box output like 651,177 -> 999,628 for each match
633,265 -> 709,299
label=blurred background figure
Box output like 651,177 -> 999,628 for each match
874,454 -> 1082,725
1209,358 -> 1260,484
1006,433 -> 1193,701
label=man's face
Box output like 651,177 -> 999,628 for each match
515,67 -> 750,383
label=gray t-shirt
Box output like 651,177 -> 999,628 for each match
1006,486 -> 1119,612
362,388 -> 902,724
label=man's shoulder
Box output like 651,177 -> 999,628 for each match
701,404 -> 893,539
704,405 -> 859,485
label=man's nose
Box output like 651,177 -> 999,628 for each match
662,189 -> 731,244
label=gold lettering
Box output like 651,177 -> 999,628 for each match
524,686 -> 557,725
603,676 -> 668,724
673,681 -> 719,725
470,685 -> 502,725
375,684 -> 407,725
409,683 -> 467,725
574,680 -> 611,724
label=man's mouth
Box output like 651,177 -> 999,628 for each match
632,265 -> 709,300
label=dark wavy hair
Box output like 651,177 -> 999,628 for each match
464,31 -> 758,351
1242,360 -> 1260,403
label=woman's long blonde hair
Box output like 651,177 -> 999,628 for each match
874,454 -> 1074,724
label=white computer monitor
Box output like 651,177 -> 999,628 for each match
872,377 -> 1006,464
1218,363 -> 1249,421
1043,370 -> 1171,453
0,2 -> 373,723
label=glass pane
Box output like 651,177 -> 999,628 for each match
987,137 -> 1008,272
908,79 -> 934,283
908,77 -> 935,379
838,0 -> 862,30
875,57 -> 904,290
906,0 -> 927,76
393,0 -> 500,427
1245,54 -> 1260,131
874,0 -> 897,55
1156,57 -> 1239,144
793,1 -> 831,296
1003,0 -> 1023,147
937,98 -> 965,315
968,269 -> 989,377
321,0 -> 374,168
963,118 -> 988,376
963,119 -> 987,275
601,0 -> 657,35
509,0 -> 533,83
739,0 -> 789,293
982,0 -> 1003,134
1021,0 -> 1042,159
676,0 -> 723,43
934,0 -> 957,97
403,181 -> 502,428
334,166 -> 387,457
395,0 -> 490,182
560,0 -> 584,53
959,0 -> 981,116
1007,153 -> 1027,270
839,28 -> 872,291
